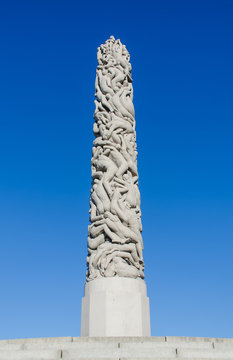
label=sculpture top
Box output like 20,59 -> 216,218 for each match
86,36 -> 144,281
97,35 -> 130,67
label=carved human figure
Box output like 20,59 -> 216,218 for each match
86,36 -> 145,281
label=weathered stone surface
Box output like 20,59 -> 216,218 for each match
87,36 -> 144,281
81,36 -> 151,337
177,347 -> 233,359
0,349 -> 61,360
0,337 -> 73,344
81,277 -> 150,336
0,336 -> 233,359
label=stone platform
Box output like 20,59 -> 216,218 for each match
0,336 -> 233,360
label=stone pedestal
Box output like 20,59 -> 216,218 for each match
81,277 -> 150,337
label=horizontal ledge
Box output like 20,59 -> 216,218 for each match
1,336 -> 233,344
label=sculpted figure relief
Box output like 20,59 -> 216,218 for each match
86,36 -> 145,281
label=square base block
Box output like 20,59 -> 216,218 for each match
81,277 -> 150,337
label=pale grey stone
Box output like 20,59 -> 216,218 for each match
0,349 -> 61,360
119,347 -> 176,358
63,357 -> 119,360
86,36 -> 144,281
23,342 -> 117,351
214,341 -> 233,348
72,336 -> 165,342
0,337 -> 233,359
61,349 -> 120,359
0,343 -> 23,350
166,336 -> 214,343
214,338 -> 233,343
177,348 -> 233,359
0,337 -> 72,344
81,36 -> 151,337
81,277 -> 150,337
120,341 -> 212,350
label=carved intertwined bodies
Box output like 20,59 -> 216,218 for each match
87,36 -> 144,281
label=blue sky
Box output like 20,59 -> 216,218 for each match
0,0 -> 232,339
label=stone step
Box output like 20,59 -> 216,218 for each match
0,337 -> 233,360
0,340 -> 218,350
61,346 -> 176,359
0,349 -> 61,360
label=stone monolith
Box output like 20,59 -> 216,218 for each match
81,36 -> 150,337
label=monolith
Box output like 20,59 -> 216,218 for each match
81,36 -> 150,336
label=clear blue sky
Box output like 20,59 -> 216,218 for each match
0,0 -> 232,339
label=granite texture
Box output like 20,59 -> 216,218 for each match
81,277 -> 150,336
87,36 -> 144,281
0,336 -> 233,359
